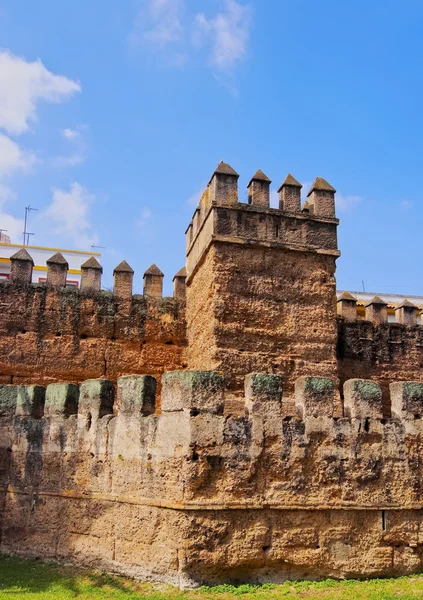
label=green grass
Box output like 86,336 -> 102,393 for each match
2,554 -> 423,599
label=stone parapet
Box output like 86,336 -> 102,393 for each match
0,275 -> 186,387
3,370 -> 423,585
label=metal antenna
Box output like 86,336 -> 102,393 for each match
91,245 -> 105,251
362,280 -> 365,293
0,228 -> 8,240
23,206 -> 38,246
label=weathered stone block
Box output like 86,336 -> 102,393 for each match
295,376 -> 336,418
245,373 -> 282,416
390,381 -> 423,420
16,385 -> 46,418
161,371 -> 225,414
343,379 -> 383,420
44,383 -> 79,416
116,375 -> 156,416
0,385 -> 19,417
79,379 -> 114,417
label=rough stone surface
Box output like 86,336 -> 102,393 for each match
3,374 -> 423,586
2,164 -> 423,587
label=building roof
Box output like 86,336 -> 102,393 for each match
113,260 -> 134,274
278,173 -> 302,193
144,264 -> 164,277
307,177 -> 336,197
338,290 -> 423,310
0,241 -> 100,256
247,169 -> 271,187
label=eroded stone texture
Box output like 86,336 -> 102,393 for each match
3,373 -> 423,586
2,164 -> 423,587
0,284 -> 186,390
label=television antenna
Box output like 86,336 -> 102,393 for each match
23,206 -> 38,246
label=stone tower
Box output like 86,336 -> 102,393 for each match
185,162 -> 340,396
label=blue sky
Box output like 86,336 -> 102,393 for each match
0,0 -> 422,295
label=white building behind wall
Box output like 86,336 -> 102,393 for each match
0,238 -> 101,288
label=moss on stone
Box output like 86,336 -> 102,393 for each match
355,380 -> 381,401
403,382 -> 423,401
250,374 -> 283,398
304,377 -> 334,395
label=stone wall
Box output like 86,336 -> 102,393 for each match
337,318 -> 423,416
3,371 -> 423,586
0,279 -> 186,390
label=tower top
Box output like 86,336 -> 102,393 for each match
278,173 -> 302,193
247,169 -> 271,187
209,161 -> 239,184
307,177 -> 336,197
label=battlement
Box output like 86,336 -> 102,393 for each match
185,162 -> 339,278
8,248 -> 187,300
0,255 -> 187,387
4,370 -> 423,585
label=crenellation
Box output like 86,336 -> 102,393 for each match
2,160 -> 423,586
278,173 -> 302,212
46,252 -> 69,287
4,372 -> 423,583
247,170 -> 271,207
44,383 -> 79,416
116,374 -> 156,416
343,379 -> 383,420
307,177 -> 336,218
173,266 -> 187,300
395,300 -> 418,326
143,264 -> 164,298
113,260 -> 134,299
337,291 -> 357,320
16,385 -> 45,418
208,161 -> 239,206
81,256 -> 102,291
295,376 -> 338,418
10,248 -> 34,284
390,381 -> 423,421
365,296 -> 388,324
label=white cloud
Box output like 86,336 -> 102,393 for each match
194,0 -> 252,70
130,0 -> 184,48
0,133 -> 36,177
55,125 -> 86,167
0,50 -> 81,135
0,211 -> 24,241
43,182 -> 97,249
136,206 -> 152,229
62,128 -> 80,141
0,183 -> 15,203
53,153 -> 85,168
129,0 -> 251,78
336,193 -> 361,212
186,187 -> 204,207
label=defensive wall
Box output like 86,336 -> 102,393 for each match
0,252 -> 186,392
1,161 -> 423,585
2,372 -> 423,586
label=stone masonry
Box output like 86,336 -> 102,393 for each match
1,162 -> 423,586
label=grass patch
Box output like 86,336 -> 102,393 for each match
1,554 -> 423,599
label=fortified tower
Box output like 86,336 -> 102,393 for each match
185,162 -> 340,397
